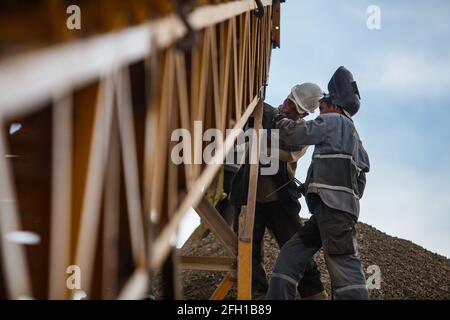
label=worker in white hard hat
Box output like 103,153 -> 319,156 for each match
230,82 -> 327,300
287,82 -> 326,115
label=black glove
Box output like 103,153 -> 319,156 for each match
298,183 -> 306,196
288,179 -> 304,200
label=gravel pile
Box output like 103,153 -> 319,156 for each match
179,222 -> 450,300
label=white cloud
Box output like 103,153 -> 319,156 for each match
271,0 -> 450,103
361,50 -> 450,98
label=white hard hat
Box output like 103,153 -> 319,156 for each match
288,83 -> 324,114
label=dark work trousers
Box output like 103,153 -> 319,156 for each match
250,200 -> 324,298
266,194 -> 369,300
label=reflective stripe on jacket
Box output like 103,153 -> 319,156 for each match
276,113 -> 370,218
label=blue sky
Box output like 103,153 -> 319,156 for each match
265,0 -> 450,257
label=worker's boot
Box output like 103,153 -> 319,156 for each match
252,291 -> 267,300
302,290 -> 328,300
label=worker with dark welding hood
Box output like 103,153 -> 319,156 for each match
267,67 -> 370,300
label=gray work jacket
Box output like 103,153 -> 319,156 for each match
276,113 -> 370,218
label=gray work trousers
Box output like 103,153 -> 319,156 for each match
251,201 -> 324,299
266,195 -> 369,300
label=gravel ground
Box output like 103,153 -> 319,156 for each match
179,222 -> 450,300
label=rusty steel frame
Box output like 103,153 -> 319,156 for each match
0,0 -> 281,300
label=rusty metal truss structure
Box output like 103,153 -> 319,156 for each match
0,0 -> 283,300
